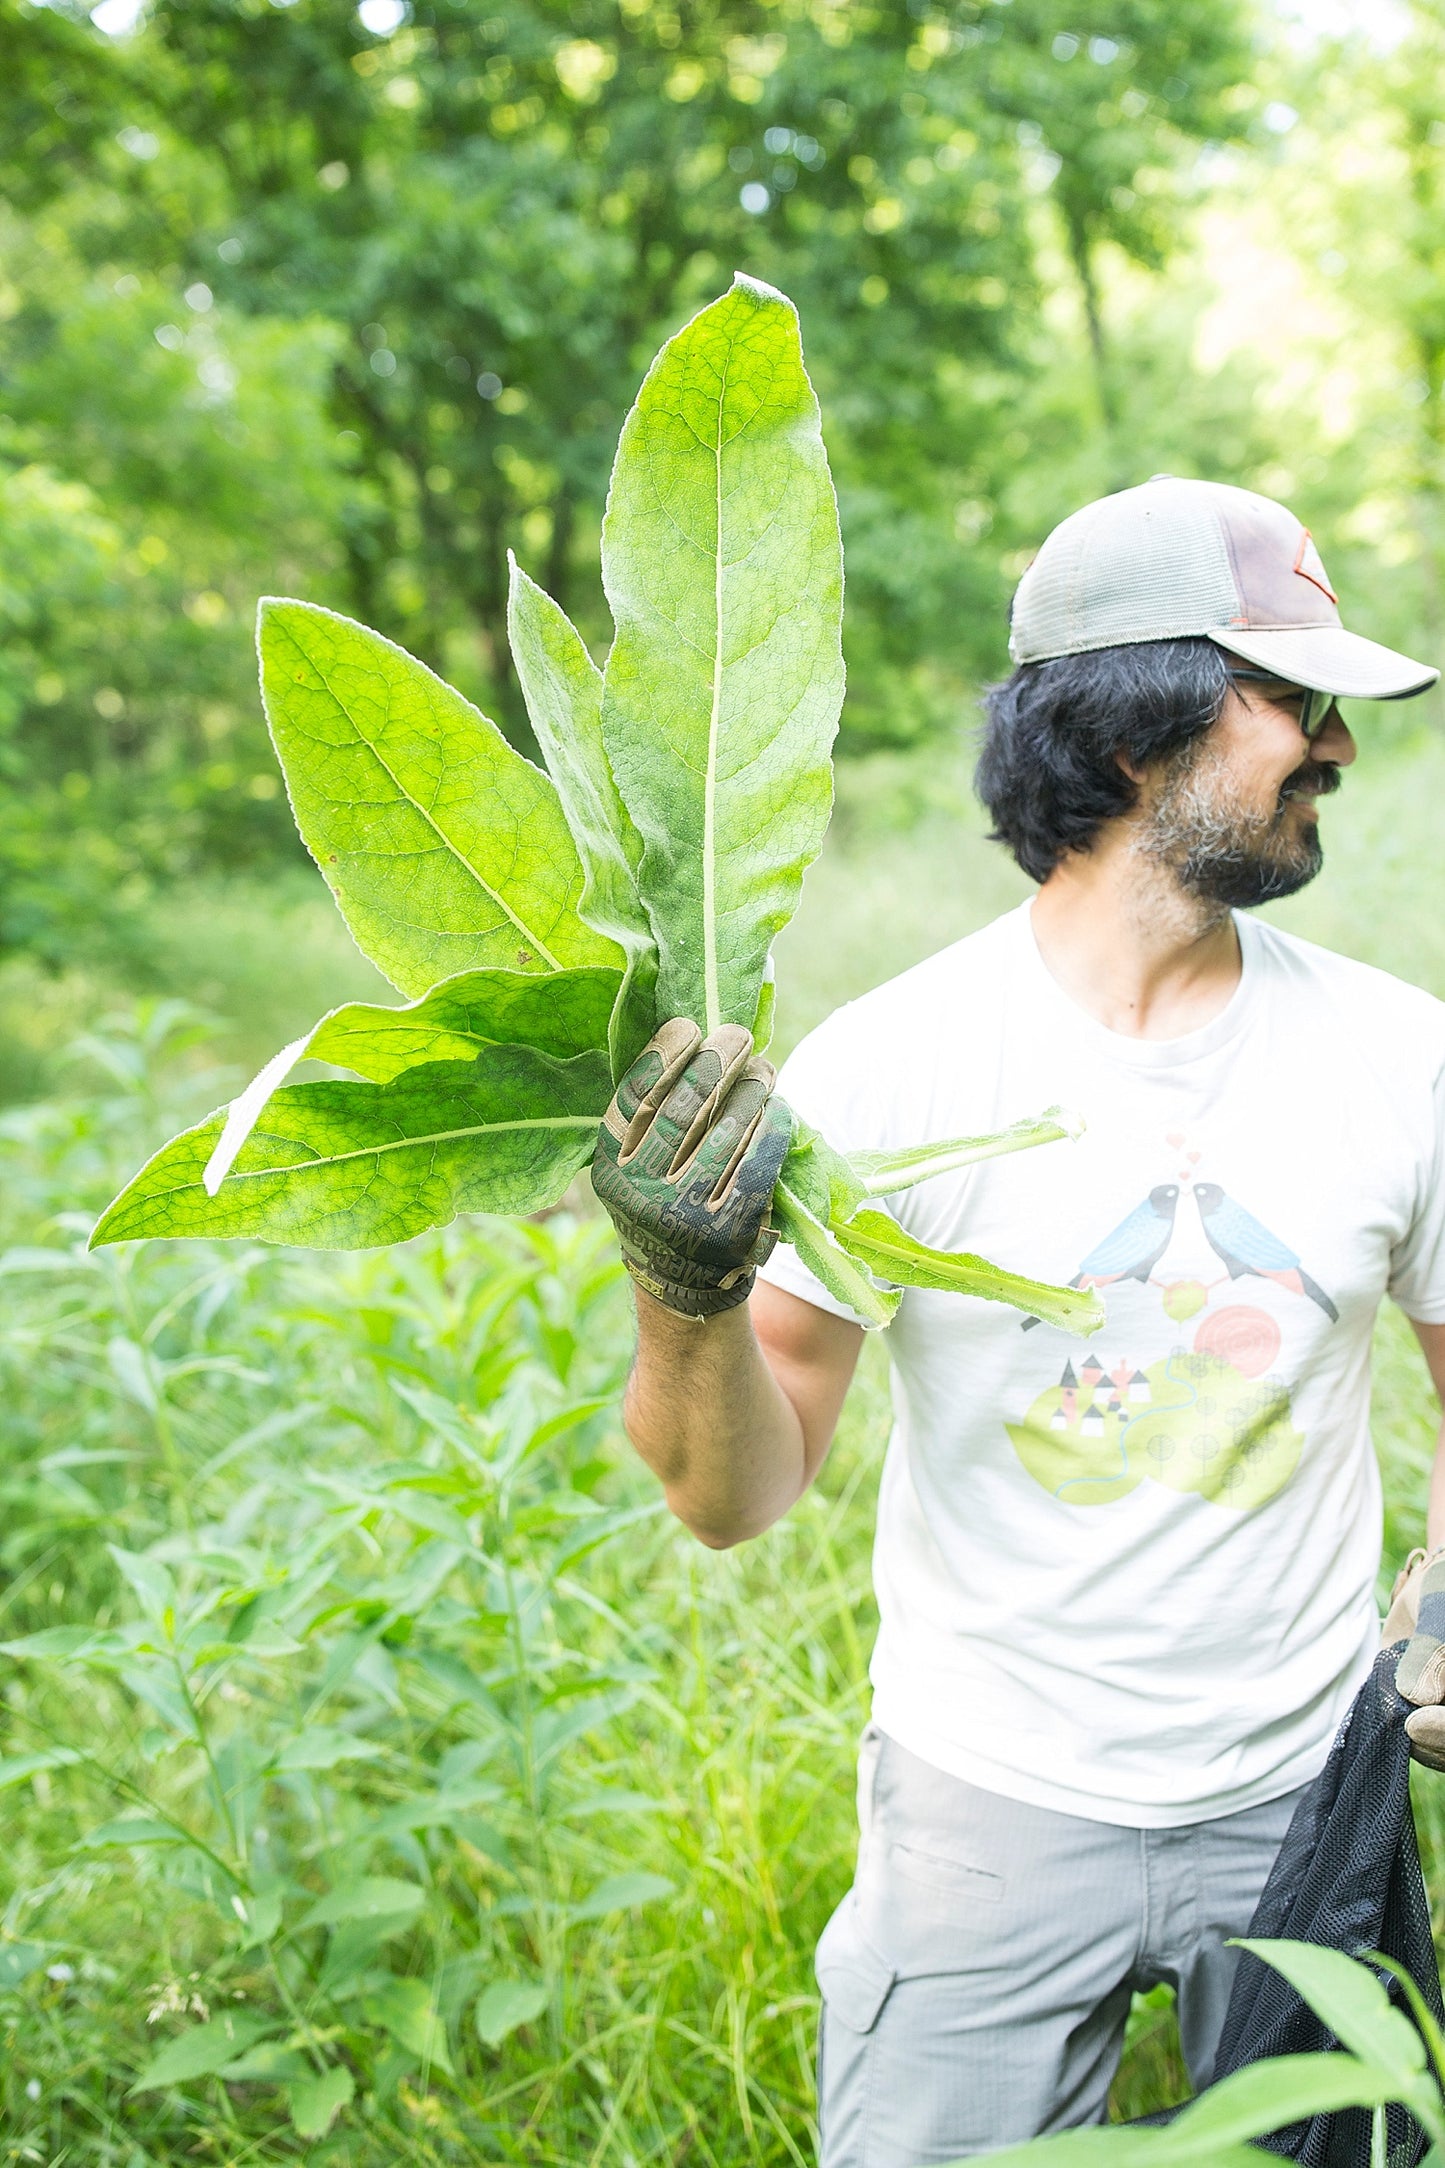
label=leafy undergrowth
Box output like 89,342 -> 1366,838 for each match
1107,1988 -> 1192,2124
1,1006 -> 1442,2161
0,1009 -> 876,2163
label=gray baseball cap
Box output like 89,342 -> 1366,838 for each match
1009,475 -> 1438,700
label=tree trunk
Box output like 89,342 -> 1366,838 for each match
544,486 -> 576,623
1063,205 -> 1120,452
472,499 -> 537,760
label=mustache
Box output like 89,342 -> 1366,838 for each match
1278,762 -> 1343,808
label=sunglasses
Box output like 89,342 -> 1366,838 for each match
1227,668 -> 1340,743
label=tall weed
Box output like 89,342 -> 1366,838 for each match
0,1010 -> 879,2161
1,1003 -> 1441,2159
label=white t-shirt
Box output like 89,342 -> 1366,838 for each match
760,903 -> 1445,1827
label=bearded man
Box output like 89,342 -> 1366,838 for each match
590,478 -> 1445,2163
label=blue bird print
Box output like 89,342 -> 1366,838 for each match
1021,1183 -> 1179,1331
1194,1182 -> 1338,1322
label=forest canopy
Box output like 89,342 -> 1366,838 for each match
2,0 -> 1441,974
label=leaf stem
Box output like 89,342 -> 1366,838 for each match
209,1115 -> 601,1190
703,348 -> 730,1035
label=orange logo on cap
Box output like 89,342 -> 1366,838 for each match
1293,528 -> 1337,605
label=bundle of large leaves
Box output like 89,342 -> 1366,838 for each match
92,278 -> 1099,1337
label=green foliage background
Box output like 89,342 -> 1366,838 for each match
4,0 -> 1443,1024
7,753 -> 1445,2160
5,0 -> 1445,1028
6,0 -> 1445,2158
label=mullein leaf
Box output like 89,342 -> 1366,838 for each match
506,558 -> 658,1075
831,1206 -> 1103,1337
599,275 -> 844,1035
98,286 -> 1085,1318
90,1049 -> 611,1251
307,966 -> 621,1081
847,1107 -> 1084,1197
770,1169 -> 900,1331
258,598 -> 620,996
197,965 -> 620,1194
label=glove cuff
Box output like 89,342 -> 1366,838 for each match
621,1250 -> 757,1318
607,1216 -> 777,1320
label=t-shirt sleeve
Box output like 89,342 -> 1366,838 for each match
1389,1061 -> 1445,1322
757,1006 -> 888,1327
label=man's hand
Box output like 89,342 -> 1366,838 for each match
592,1018 -> 793,1319
1390,1547 -> 1445,1769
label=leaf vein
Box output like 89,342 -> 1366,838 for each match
298,644 -> 566,971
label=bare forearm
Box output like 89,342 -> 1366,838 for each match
623,1288 -> 810,1548
1427,1415 -> 1445,1550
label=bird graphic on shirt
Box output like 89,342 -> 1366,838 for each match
1193,1181 -> 1339,1322
1021,1183 -> 1179,1330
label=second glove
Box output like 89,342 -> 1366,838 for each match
1390,1545 -> 1445,1770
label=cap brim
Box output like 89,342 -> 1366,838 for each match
1211,625 -> 1438,701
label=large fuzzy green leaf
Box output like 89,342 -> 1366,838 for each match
258,599 -> 620,997
507,556 -> 658,1075
847,1108 -> 1084,1197
773,1116 -> 1098,1334
93,284 -> 1093,1320
770,1170 -> 899,1331
780,1116 -> 866,1223
599,275 -> 844,1034
833,1207 -> 1103,1336
194,966 -> 620,1196
89,1049 -> 611,1251
306,966 -> 620,1082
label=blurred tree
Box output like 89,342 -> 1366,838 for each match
79,0 -> 1255,742
1348,0 -> 1445,654
1219,1 -> 1445,695
116,0 -> 1049,743
0,213 -> 350,960
0,0 -> 1262,968
0,0 -> 125,207
977,0 -> 1259,449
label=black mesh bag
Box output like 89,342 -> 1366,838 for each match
1206,1648 -> 1444,2167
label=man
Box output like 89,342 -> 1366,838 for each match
591,477 -> 1445,2163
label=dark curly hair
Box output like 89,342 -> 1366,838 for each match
976,638 -> 1232,882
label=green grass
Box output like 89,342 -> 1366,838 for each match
0,1021 -> 886,2161
3,732 -> 1444,2159
0,869 -> 389,1110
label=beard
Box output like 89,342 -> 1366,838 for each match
1136,745 -> 1342,911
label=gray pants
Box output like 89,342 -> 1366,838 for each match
815,1728 -> 1307,2166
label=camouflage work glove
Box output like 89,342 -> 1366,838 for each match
1390,1546 -> 1445,1770
591,1018 -> 792,1319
